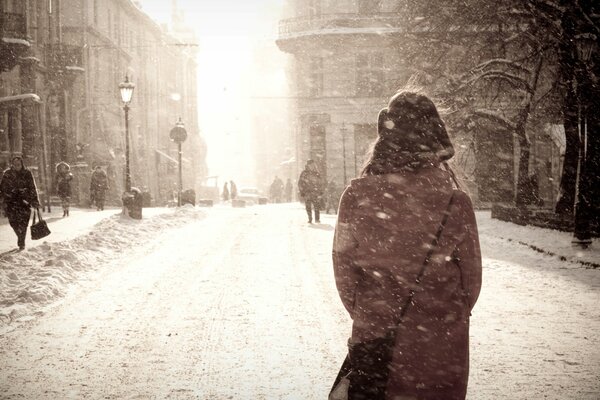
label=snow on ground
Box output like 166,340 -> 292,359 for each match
0,206 -> 204,329
0,204 -> 598,399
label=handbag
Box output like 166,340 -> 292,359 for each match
330,192 -> 456,400
30,208 -> 51,240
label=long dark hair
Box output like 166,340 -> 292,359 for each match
361,90 -> 454,176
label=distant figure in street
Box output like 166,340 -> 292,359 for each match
269,176 -> 284,203
298,160 -> 324,223
222,182 -> 230,202
324,179 -> 340,214
331,90 -> 481,400
55,161 -> 73,217
284,178 -> 293,202
230,180 -> 238,200
89,166 -> 109,211
0,156 -> 40,250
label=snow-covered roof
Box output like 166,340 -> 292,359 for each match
65,66 -> 86,72
2,38 -> 30,47
0,94 -> 42,105
279,26 -> 403,40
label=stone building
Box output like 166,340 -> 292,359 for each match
0,0 -> 206,208
276,0 -> 408,188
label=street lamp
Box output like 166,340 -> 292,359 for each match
119,75 -> 142,219
572,33 -> 597,248
170,117 -> 187,206
119,75 -> 135,192
341,123 -> 347,185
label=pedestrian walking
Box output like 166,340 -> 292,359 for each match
298,160 -> 324,223
54,161 -> 73,217
222,182 -> 230,202
284,178 -> 293,202
0,156 -> 40,250
230,180 -> 238,200
330,90 -> 482,400
89,166 -> 109,211
324,179 -> 340,214
269,176 -> 284,203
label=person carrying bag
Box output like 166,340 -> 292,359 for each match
331,90 -> 482,400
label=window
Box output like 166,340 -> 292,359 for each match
308,57 -> 323,98
358,0 -> 381,14
356,52 -> 384,97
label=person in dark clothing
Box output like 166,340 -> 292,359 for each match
285,178 -> 293,202
230,180 -> 238,200
55,161 -> 73,217
325,179 -> 341,214
222,182 -> 230,202
331,91 -> 480,400
269,176 -> 285,203
0,156 -> 40,250
90,166 -> 109,211
298,159 -> 324,223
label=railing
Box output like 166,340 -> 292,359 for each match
45,44 -> 84,69
0,12 -> 27,39
278,13 -> 404,39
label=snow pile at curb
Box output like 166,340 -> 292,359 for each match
0,206 -> 204,327
476,211 -> 599,268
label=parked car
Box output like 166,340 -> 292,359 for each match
236,187 -> 263,204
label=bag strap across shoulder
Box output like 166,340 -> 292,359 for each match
395,191 -> 456,326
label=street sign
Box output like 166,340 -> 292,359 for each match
170,124 -> 187,143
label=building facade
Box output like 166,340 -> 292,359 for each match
0,0 -> 206,208
276,0 -> 409,188
276,1 -> 563,208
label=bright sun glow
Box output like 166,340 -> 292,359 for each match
140,0 -> 286,186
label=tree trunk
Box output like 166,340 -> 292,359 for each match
555,92 -> 579,215
555,2 -> 579,215
515,133 -> 531,207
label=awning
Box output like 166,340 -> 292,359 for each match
0,93 -> 42,105
155,149 -> 178,165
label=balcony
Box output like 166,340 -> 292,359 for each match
277,13 -> 404,51
0,12 -> 30,72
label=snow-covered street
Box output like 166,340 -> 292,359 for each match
0,204 -> 598,399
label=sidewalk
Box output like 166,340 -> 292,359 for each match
0,207 -> 169,254
476,211 -> 599,268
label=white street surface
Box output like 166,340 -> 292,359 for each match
0,204 -> 598,399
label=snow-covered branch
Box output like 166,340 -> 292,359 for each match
470,109 -> 517,131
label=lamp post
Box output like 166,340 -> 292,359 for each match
119,75 -> 142,219
170,118 -> 187,206
119,75 -> 135,192
341,123 -> 347,185
572,33 -> 597,248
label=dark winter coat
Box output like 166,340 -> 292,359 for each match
90,169 -> 109,199
0,166 -> 40,215
298,169 -> 324,200
55,162 -> 73,199
333,166 -> 481,400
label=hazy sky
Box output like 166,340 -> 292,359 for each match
140,0 -> 287,185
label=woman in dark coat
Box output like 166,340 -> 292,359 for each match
89,166 -> 108,211
0,156 -> 40,250
55,161 -> 73,217
332,91 -> 482,400
298,160 -> 324,223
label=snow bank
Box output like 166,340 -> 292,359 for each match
476,211 -> 599,267
0,206 -> 204,327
